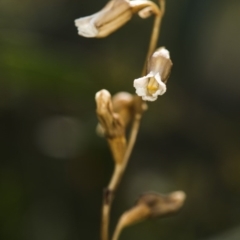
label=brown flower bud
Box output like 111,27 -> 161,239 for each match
95,89 -> 120,137
116,191 -> 186,227
95,91 -> 147,163
112,92 -> 134,128
136,191 -> 186,218
75,0 -> 160,38
95,90 -> 135,138
112,191 -> 186,240
95,90 -> 137,164
96,92 -> 135,137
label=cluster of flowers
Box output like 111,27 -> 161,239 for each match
75,0 -> 172,101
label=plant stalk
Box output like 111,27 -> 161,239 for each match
101,1 -> 166,240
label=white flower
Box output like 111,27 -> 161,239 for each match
75,0 -> 160,38
75,0 -> 132,38
134,72 -> 166,101
133,47 -> 172,101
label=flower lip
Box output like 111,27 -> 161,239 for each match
133,72 -> 166,102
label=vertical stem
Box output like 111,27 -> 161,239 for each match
101,115 -> 141,240
101,204 -> 110,240
111,224 -> 123,240
119,114 -> 141,178
101,1 -> 166,240
160,0 -> 166,16
142,0 -> 166,76
101,164 -> 121,240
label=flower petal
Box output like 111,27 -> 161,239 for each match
133,76 -> 148,88
75,15 -> 99,37
133,76 -> 149,97
154,72 -> 166,95
142,95 -> 158,101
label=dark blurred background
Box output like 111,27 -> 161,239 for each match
1,0 -> 240,239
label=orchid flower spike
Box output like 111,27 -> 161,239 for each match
134,47 -> 173,101
75,0 -> 160,38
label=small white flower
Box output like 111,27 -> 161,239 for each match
75,0 -> 132,38
134,72 -> 166,101
133,47 -> 172,101
75,0 -> 160,38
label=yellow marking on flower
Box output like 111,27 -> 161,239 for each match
147,77 -> 159,95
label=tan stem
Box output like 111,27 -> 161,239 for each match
160,0 -> 166,17
101,204 -> 111,240
101,164 -> 121,240
101,115 -> 141,240
142,0 -> 165,76
111,223 -> 123,240
112,205 -> 151,240
108,137 -> 127,165
110,114 -> 141,190
101,1 -> 166,239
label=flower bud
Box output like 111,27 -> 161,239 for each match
75,0 -> 160,38
136,191 -> 186,218
133,47 -> 173,101
112,191 -> 186,240
121,191 -> 186,226
112,92 -> 134,127
95,90 -> 136,164
95,89 -> 124,139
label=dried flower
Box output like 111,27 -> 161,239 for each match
133,47 -> 173,101
95,90 -> 137,164
126,191 -> 186,224
95,89 -> 125,138
136,191 -> 186,218
75,0 -> 160,38
112,92 -> 134,127
96,91 -> 134,137
112,191 -> 186,240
